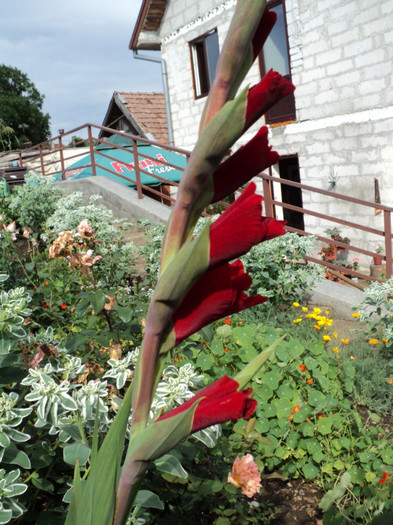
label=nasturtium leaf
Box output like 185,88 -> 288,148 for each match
257,384 -> 274,401
302,462 -> 319,480
210,339 -> 224,356
261,371 -> 281,390
232,326 -> 255,346
239,344 -> 259,363
196,352 -> 214,371
317,416 -> 333,435
300,422 -> 315,437
288,339 -> 305,358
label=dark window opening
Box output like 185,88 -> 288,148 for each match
278,156 -> 304,231
260,0 -> 296,124
190,29 -> 219,99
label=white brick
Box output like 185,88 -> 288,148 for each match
316,48 -> 342,66
358,78 -> 386,96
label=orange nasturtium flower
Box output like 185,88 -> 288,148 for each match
387,378 -> 393,385
60,303 -> 67,310
291,405 -> 301,414
369,339 -> 379,345
379,471 -> 392,485
317,413 -> 325,419
307,378 -> 313,385
41,302 -> 48,308
299,364 -> 307,372
228,454 -> 262,498
224,316 -> 231,325
350,355 -> 356,360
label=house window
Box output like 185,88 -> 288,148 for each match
260,0 -> 296,124
190,29 -> 219,99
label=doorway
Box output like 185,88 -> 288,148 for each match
278,155 -> 304,231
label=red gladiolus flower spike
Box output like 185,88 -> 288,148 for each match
157,375 -> 257,433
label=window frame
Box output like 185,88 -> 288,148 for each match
259,0 -> 296,124
189,28 -> 219,100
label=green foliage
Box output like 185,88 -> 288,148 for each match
0,65 -> 51,149
6,172 -> 64,234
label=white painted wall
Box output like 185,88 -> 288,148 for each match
152,0 -> 393,269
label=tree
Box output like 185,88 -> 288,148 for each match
0,65 -> 51,150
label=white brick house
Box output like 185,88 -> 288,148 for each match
131,0 -> 393,262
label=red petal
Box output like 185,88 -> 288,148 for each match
173,261 -> 266,345
157,376 -> 257,433
209,182 -> 286,268
245,70 -> 295,130
252,9 -> 277,60
211,127 -> 279,203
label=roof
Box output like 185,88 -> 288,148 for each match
101,91 -> 168,144
130,0 -> 167,50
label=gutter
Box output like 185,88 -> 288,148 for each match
132,49 -> 174,147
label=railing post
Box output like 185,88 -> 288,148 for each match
384,210 -> 392,279
87,125 -> 97,176
58,135 -> 66,180
132,139 -> 143,199
262,175 -> 274,218
39,145 -> 45,176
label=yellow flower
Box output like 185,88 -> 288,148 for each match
352,312 -> 361,318
313,307 -> 321,314
333,332 -> 338,339
293,302 -> 300,308
314,325 -> 321,330
302,306 -> 308,312
332,347 -> 340,353
323,335 -> 331,342
341,338 -> 349,345
325,310 -> 330,315
306,314 -> 313,319
387,379 -> 393,384
369,339 -> 379,345
350,355 -> 356,360
228,454 -> 262,498
383,338 -> 388,344
293,318 -> 302,324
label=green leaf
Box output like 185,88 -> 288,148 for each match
302,462 -> 319,480
197,352 -> 214,371
32,476 -> 55,493
317,416 -> 333,435
116,306 -> 134,323
63,442 -> 91,467
319,471 -> 352,511
0,509 -> 12,524
133,490 -> 164,510
90,291 -> 106,314
2,444 -> 31,469
155,454 -> 188,479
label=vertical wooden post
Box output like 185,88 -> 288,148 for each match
59,136 -> 66,180
132,139 -> 143,199
262,173 -> 274,218
39,145 -> 45,176
384,210 -> 392,279
87,125 -> 97,176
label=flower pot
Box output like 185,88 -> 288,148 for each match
373,257 -> 383,265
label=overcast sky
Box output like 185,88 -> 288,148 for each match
0,0 -> 163,138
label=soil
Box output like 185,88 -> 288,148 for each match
260,478 -> 324,525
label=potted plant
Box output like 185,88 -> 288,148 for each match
319,244 -> 337,262
374,243 -> 384,265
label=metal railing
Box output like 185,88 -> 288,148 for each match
16,123 -> 190,206
12,124 -> 393,282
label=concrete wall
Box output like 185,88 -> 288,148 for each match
155,0 -> 393,269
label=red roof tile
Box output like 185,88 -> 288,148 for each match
116,91 -> 168,144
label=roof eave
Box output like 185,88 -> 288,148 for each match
129,0 -> 166,50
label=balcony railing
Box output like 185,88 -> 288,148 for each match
11,123 -> 393,283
